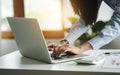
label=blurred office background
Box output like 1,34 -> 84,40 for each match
0,0 -> 120,56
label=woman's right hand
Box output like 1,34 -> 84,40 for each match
53,41 -> 92,58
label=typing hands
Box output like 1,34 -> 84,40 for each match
47,40 -> 85,59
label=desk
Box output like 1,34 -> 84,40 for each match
0,49 -> 120,75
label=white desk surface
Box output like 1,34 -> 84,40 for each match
0,49 -> 120,75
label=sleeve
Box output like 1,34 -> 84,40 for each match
64,18 -> 90,45
89,11 -> 120,50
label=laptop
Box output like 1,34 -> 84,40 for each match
7,17 -> 89,64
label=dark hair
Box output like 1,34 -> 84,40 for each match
70,0 -> 99,25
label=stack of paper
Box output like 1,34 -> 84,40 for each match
103,54 -> 120,68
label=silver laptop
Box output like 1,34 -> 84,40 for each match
7,17 -> 89,64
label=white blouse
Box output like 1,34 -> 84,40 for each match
64,0 -> 120,49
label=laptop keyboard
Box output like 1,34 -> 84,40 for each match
49,51 -> 89,61
51,52 -> 67,60
50,51 -> 77,60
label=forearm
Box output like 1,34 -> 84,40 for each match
64,18 -> 90,45
89,12 -> 120,50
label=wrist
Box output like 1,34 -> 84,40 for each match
78,42 -> 92,51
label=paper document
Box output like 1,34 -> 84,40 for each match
103,54 -> 120,68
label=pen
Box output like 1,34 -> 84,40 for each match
104,52 -> 120,55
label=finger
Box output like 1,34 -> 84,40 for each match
56,47 -> 65,57
53,45 -> 61,57
65,51 -> 76,55
54,45 -> 60,53
64,45 -> 70,52
56,45 -> 68,57
48,48 -> 54,51
52,45 -> 60,58
65,46 -> 81,55
64,46 -> 76,55
48,44 -> 57,50
53,44 -> 69,57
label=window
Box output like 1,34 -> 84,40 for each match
25,0 -> 62,31
24,0 -> 78,38
0,0 -> 77,38
24,0 -> 67,38
1,0 -> 113,39
1,0 -> 13,38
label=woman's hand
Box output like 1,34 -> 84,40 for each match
47,39 -> 69,51
47,41 -> 57,51
54,45 -> 84,57
54,41 -> 92,58
47,40 -> 92,58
